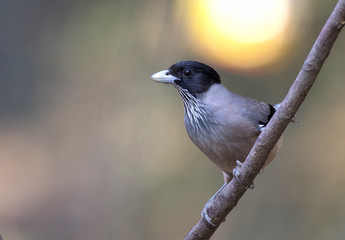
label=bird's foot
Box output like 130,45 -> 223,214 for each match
232,160 -> 254,189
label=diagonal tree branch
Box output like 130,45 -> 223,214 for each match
184,1 -> 345,239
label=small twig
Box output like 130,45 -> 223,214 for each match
184,1 -> 345,239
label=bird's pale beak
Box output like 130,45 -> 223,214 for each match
151,70 -> 180,84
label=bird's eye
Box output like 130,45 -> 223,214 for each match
182,69 -> 193,78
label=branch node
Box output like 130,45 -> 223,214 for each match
338,20 -> 345,29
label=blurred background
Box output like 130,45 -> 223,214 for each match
1,0 -> 345,239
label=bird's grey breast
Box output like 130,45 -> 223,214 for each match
174,83 -> 221,150
181,84 -> 260,173
184,104 -> 219,144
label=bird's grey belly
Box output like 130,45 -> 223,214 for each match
185,124 -> 258,174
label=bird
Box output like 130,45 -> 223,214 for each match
151,61 -> 282,224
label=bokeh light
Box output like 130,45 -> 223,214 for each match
176,0 -> 292,70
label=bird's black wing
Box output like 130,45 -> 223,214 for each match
258,104 -> 276,127
232,93 -> 277,131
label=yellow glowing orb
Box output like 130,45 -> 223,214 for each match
176,0 -> 291,70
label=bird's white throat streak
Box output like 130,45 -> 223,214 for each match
173,84 -> 217,136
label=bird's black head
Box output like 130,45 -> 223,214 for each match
151,61 -> 221,97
